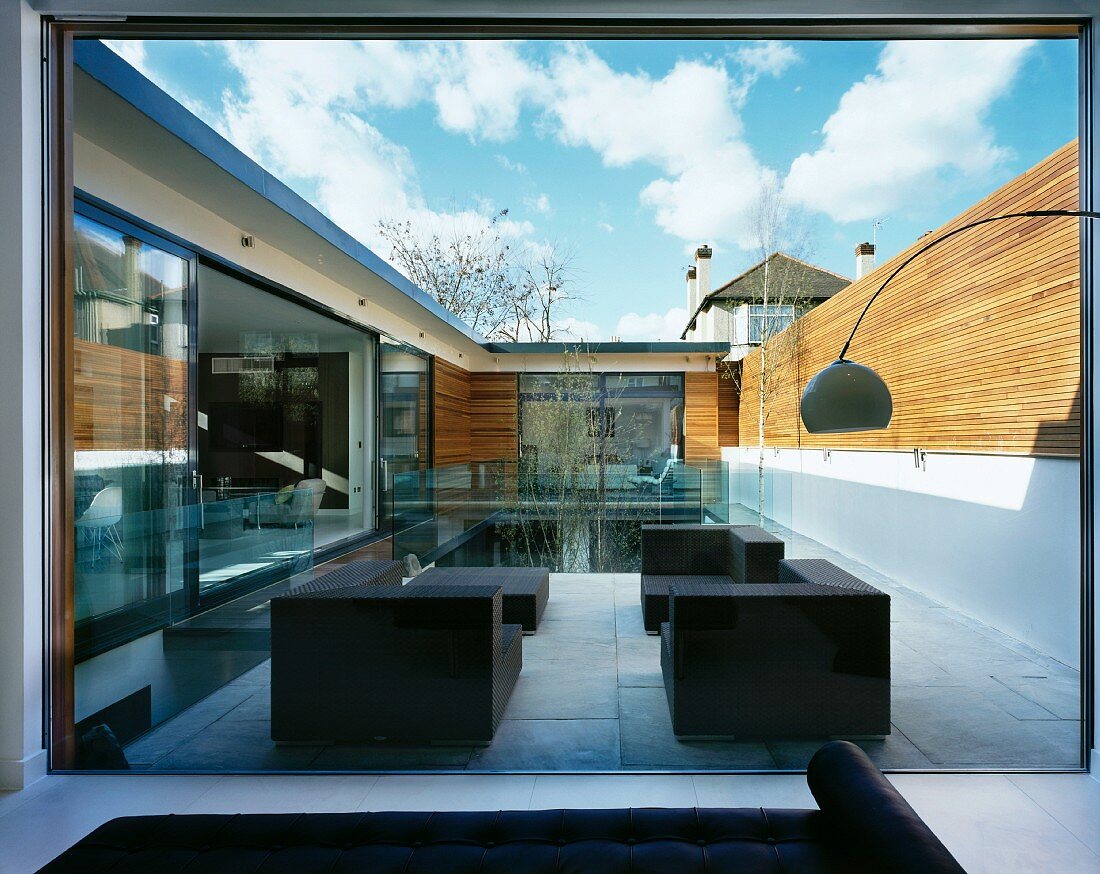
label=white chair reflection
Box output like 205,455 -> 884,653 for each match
76,486 -> 124,564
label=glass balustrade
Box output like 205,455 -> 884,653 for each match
390,458 -> 730,571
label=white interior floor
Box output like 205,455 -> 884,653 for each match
1,770 -> 1097,872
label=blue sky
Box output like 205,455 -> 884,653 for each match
105,37 -> 1078,341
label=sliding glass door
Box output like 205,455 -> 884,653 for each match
72,203 -> 197,659
378,338 -> 430,535
194,266 -> 377,602
69,201 -> 382,763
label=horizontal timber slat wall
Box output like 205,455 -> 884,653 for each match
470,373 -> 519,462
685,372 -> 721,462
432,362 -> 520,465
717,364 -> 740,447
738,140 -> 1081,457
74,339 -> 187,450
431,358 -> 471,466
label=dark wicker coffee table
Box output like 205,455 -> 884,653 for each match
408,566 -> 550,633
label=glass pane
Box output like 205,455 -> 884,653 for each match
197,267 -> 375,559
379,338 -> 430,534
73,213 -> 189,629
605,398 -> 680,469
519,372 -> 599,395
196,493 -> 314,594
604,373 -> 683,392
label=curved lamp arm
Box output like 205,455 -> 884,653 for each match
802,208 -> 1099,434
838,209 -> 1100,361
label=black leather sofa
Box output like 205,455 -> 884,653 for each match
38,741 -> 965,873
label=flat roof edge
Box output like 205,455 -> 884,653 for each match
72,39 -> 489,346
482,341 -> 729,355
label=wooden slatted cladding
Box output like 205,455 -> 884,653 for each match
431,358 -> 471,466
74,339 -> 188,451
684,372 -> 721,462
471,373 -> 519,462
717,364 -> 740,447
738,140 -> 1081,457
432,362 -> 520,465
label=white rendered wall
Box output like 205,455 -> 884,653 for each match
0,0 -> 45,790
725,446 -> 1081,670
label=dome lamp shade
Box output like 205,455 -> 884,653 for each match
800,359 -> 893,434
795,210 -> 1100,435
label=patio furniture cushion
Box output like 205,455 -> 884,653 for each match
288,558 -> 404,594
38,742 -> 964,873
409,566 -> 550,632
729,526 -> 784,584
642,574 -> 735,634
640,524 -> 736,575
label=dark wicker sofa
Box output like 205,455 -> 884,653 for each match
640,524 -> 785,632
661,559 -> 890,739
38,741 -> 965,873
271,583 -> 522,744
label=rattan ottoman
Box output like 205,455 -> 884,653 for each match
409,566 -> 550,632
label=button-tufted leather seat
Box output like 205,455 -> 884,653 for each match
38,742 -> 965,873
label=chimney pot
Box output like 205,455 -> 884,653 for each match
694,245 -> 713,340
855,241 -> 876,279
685,264 -> 699,327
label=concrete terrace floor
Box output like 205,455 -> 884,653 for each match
123,514 -> 1081,772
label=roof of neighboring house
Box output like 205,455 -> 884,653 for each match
681,252 -> 851,339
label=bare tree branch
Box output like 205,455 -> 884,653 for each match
377,212 -> 580,341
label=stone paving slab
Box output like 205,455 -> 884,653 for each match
127,518 -> 1082,772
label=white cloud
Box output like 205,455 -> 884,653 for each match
614,307 -> 690,341
525,193 -> 553,216
784,40 -> 1035,223
217,41 -> 425,249
494,154 -> 528,173
547,317 -> 603,342
543,44 -> 772,248
207,40 -> 546,265
110,35 -> 1039,314
735,42 -> 801,80
430,41 -> 545,141
103,39 -> 149,76
114,38 -> 799,256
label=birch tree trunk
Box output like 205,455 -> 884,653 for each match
757,257 -> 768,525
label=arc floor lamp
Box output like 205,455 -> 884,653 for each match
800,209 -> 1100,434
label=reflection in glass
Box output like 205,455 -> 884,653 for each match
197,267 -> 375,562
379,338 -> 430,534
73,213 -> 190,630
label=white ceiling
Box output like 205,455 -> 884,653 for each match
197,265 -> 369,353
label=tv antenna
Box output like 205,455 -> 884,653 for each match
872,218 -> 889,247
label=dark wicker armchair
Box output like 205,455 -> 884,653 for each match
271,584 -> 522,745
640,524 -> 785,633
660,559 -> 890,739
